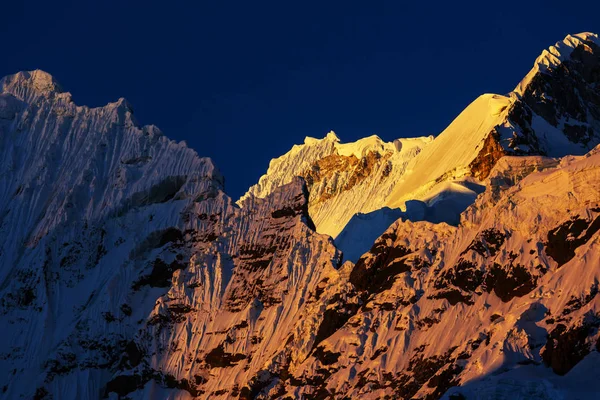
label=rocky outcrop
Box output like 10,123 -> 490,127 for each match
505,32 -> 600,156
468,129 -> 506,180
303,150 -> 393,205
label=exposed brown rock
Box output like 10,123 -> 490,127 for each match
469,129 -> 505,180
302,150 -> 392,204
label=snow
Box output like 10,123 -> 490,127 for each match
515,32 -> 600,95
388,94 -> 511,207
336,134 -> 396,158
335,179 -> 483,263
240,129 -> 435,242
241,30 -> 600,259
238,130 -> 339,205
444,352 -> 600,400
0,69 -> 64,103
394,135 -> 434,153
3,29 -> 600,400
530,114 -> 588,156
334,207 -> 404,263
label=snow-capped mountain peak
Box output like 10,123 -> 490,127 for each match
239,131 -> 434,244
515,32 -> 600,93
3,32 -> 600,400
0,69 -> 65,103
241,32 -> 600,263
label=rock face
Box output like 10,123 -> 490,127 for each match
2,32 -> 600,400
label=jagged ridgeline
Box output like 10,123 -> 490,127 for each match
0,32 -> 600,400
241,32 -> 600,264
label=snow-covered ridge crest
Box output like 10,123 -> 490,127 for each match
0,69 -> 64,103
515,32 -> 600,95
240,131 -> 433,205
238,130 -> 434,244
336,134 -> 397,158
0,69 -> 215,162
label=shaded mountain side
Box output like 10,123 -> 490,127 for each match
0,70 -> 344,399
335,180 -> 485,264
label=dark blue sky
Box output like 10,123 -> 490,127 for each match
2,1 -> 598,199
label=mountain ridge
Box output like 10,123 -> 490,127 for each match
1,32 -> 600,400
241,32 -> 600,263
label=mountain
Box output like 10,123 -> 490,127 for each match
241,32 -> 600,262
0,70 -> 344,399
278,150 -> 600,399
239,132 -> 440,262
0,31 -> 600,400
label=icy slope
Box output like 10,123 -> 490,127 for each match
387,93 -> 510,207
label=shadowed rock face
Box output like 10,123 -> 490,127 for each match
542,319 -> 599,375
466,35 -> 600,183
433,228 -> 536,306
507,37 -> 600,154
546,213 -> 600,267
522,42 -> 600,139
484,262 -> 537,302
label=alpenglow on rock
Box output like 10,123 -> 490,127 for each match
1,32 -> 600,400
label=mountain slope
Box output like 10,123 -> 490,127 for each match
0,71 -> 342,399
278,149 -> 600,399
391,31 -> 600,206
240,132 -> 434,239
